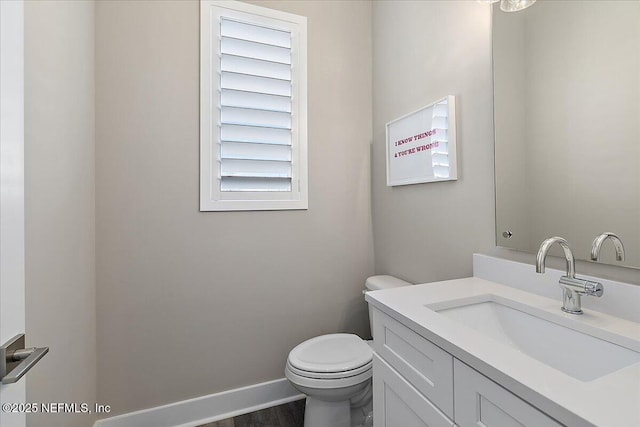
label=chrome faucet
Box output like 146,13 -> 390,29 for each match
536,237 -> 603,315
591,232 -> 625,262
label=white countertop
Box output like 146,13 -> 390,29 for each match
366,277 -> 640,427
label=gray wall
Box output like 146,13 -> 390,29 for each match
24,1 -> 97,427
95,0 -> 373,416
371,0 -> 496,283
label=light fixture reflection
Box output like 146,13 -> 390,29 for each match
477,0 -> 500,3
500,0 -> 536,12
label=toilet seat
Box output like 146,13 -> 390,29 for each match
287,359 -> 372,380
285,361 -> 372,389
285,333 -> 373,389
287,333 -> 373,374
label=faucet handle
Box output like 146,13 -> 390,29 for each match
584,280 -> 603,297
559,276 -> 604,298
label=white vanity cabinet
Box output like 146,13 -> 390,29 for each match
371,309 -> 564,427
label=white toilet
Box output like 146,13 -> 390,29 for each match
285,275 -> 412,427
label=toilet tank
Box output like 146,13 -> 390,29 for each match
364,275 -> 413,335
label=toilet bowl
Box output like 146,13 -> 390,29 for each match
285,276 -> 413,427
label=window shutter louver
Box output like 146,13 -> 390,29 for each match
219,17 -> 294,193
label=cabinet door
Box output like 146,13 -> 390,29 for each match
454,360 -> 563,427
372,309 -> 454,417
373,354 -> 455,427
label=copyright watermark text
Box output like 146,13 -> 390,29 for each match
2,402 -> 111,414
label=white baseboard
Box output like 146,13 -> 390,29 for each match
94,378 -> 304,427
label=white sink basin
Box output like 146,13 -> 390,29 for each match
429,295 -> 640,382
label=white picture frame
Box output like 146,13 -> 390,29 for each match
386,95 -> 457,186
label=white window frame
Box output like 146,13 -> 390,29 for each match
200,0 -> 308,211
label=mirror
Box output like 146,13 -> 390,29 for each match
493,0 -> 640,269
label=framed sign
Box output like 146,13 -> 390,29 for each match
386,95 -> 457,186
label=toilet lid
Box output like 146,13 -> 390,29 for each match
287,333 -> 373,373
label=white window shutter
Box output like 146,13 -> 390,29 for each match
200,1 -> 307,211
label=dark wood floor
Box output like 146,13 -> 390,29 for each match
199,400 -> 305,427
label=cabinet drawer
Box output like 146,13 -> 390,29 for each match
454,360 -> 563,427
371,308 -> 454,418
373,354 -> 455,427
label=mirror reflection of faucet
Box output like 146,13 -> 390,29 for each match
536,236 -> 603,315
591,232 -> 626,263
